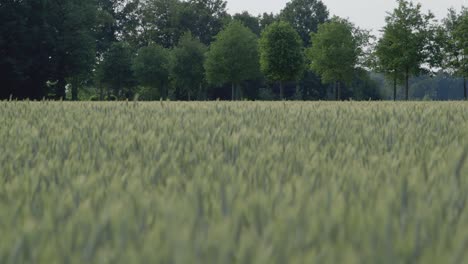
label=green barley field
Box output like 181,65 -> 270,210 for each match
1,101 -> 468,263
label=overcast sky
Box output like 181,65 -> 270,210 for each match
226,0 -> 467,32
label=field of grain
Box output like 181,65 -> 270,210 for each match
1,101 -> 468,263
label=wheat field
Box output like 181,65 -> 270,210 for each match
1,101 -> 468,263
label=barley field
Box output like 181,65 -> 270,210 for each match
1,101 -> 468,263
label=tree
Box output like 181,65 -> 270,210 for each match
379,0 -> 438,100
181,0 -> 229,45
307,17 -> 360,100
99,42 -> 135,98
259,12 -> 278,31
259,21 -> 305,100
140,0 -> 184,48
280,0 -> 329,46
0,0 -> 51,99
233,11 -> 261,36
204,21 -> 260,100
0,0 -> 97,100
35,0 -> 98,100
374,25 -> 405,101
172,32 -> 207,100
95,0 -> 141,52
441,7 -> 468,100
133,43 -> 171,99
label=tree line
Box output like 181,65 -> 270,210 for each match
0,0 -> 466,101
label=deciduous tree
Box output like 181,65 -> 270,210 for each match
441,7 -> 468,100
99,42 -> 135,97
307,17 -> 359,100
172,32 -> 207,100
280,0 -> 329,46
204,21 -> 260,100
378,0 -> 438,100
133,43 -> 171,99
259,21 -> 305,100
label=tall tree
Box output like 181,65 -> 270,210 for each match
41,0 -> 98,100
99,42 -> 135,98
181,0 -> 229,45
280,0 -> 329,46
259,12 -> 278,31
140,0 -> 183,48
374,25 -> 405,101
259,21 -> 305,100
233,11 -> 261,36
172,32 -> 207,100
95,0 -> 141,52
379,0 -> 438,100
0,0 -> 51,99
133,43 -> 171,99
0,0 -> 97,100
204,21 -> 260,100
307,17 -> 364,100
441,7 -> 468,100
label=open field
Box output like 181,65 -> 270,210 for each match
1,101 -> 468,263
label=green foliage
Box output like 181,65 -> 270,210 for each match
1,0 -> 464,101
374,23 -> 406,100
440,7 -> 468,99
1,102 -> 468,263
89,95 -> 100,101
307,17 -> 359,99
378,0 -> 438,100
259,21 -> 305,99
233,11 -> 261,36
172,32 -> 207,100
0,0 -> 97,99
280,0 -> 329,46
133,43 -> 171,99
99,42 -> 135,97
182,0 -> 229,45
205,21 -> 260,100
106,94 -> 118,101
455,10 -> 468,78
140,0 -> 185,48
259,12 -> 278,31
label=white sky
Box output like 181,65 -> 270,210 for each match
226,0 -> 467,32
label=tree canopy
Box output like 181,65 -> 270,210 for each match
307,17 -> 359,100
205,21 -> 260,100
2,0 -> 466,101
441,8 -> 468,99
172,32 -> 207,100
99,42 -> 135,97
133,43 -> 171,99
280,0 -> 329,46
379,0 -> 438,100
259,21 -> 305,99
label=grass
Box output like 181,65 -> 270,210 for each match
1,101 -> 468,263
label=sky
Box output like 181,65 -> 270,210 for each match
226,0 -> 467,32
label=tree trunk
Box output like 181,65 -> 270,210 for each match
188,90 -> 191,101
231,83 -> 235,101
334,81 -> 338,100
56,76 -> 66,100
337,81 -> 341,101
99,85 -> 104,100
71,78 -> 78,101
393,75 -> 397,101
237,83 -> 242,100
198,83 -> 203,101
279,81 -> 284,100
295,82 -> 301,100
405,68 -> 409,101
464,76 -> 467,101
